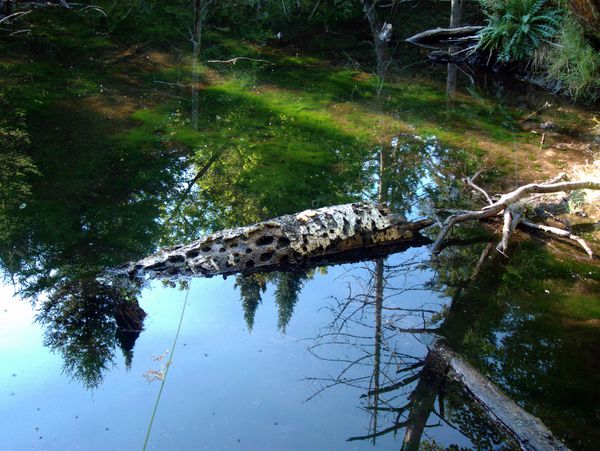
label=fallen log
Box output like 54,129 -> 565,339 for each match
127,203 -> 433,279
406,26 -> 483,50
430,341 -> 569,451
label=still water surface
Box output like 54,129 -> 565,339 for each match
1,8 -> 600,449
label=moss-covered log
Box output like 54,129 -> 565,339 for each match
128,203 -> 433,279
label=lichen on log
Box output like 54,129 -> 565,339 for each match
128,203 -> 433,279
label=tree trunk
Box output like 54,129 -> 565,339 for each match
127,203 -> 433,279
191,0 -> 202,130
568,0 -> 600,43
361,0 -> 391,85
450,0 -> 462,28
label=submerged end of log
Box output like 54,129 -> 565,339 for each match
128,203 -> 433,279
430,341 -> 569,451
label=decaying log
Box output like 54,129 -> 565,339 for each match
430,341 -> 569,451
128,203 -> 433,279
125,175 -> 597,281
406,26 -> 483,50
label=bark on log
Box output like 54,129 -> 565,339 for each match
128,203 -> 433,279
430,341 -> 569,451
406,26 -> 483,50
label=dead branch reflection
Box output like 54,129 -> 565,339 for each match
304,248 -> 510,449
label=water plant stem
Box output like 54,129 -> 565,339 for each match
142,284 -> 191,451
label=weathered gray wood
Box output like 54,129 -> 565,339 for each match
128,203 -> 433,279
432,175 -> 600,255
431,341 -> 569,451
406,26 -> 483,50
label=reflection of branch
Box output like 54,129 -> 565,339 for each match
347,419 -> 409,442
0,10 -> 32,24
206,57 -> 272,65
168,150 -> 222,221
361,372 -> 421,398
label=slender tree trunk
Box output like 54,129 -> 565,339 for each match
361,0 -> 391,92
450,0 -> 462,28
191,0 -> 204,130
369,258 -> 384,443
446,0 -> 462,99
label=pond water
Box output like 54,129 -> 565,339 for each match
1,4 -> 600,450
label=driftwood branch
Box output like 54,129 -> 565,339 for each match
206,57 -> 271,65
432,173 -> 599,257
128,203 -> 433,279
430,341 -> 569,451
0,10 -> 31,24
463,169 -> 493,205
521,219 -> 594,258
406,26 -> 483,50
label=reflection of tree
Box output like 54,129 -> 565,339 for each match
274,270 -> 310,333
36,278 -> 145,389
235,273 -> 268,332
366,134 -> 474,221
235,270 -> 311,333
0,90 -> 185,388
0,94 -> 38,279
304,246 -> 514,449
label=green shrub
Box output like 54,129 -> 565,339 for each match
477,0 -> 561,63
544,13 -> 600,100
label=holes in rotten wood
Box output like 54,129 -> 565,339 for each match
259,252 -> 274,262
342,218 -> 350,235
167,254 -> 185,263
277,236 -> 290,248
256,235 -> 274,246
